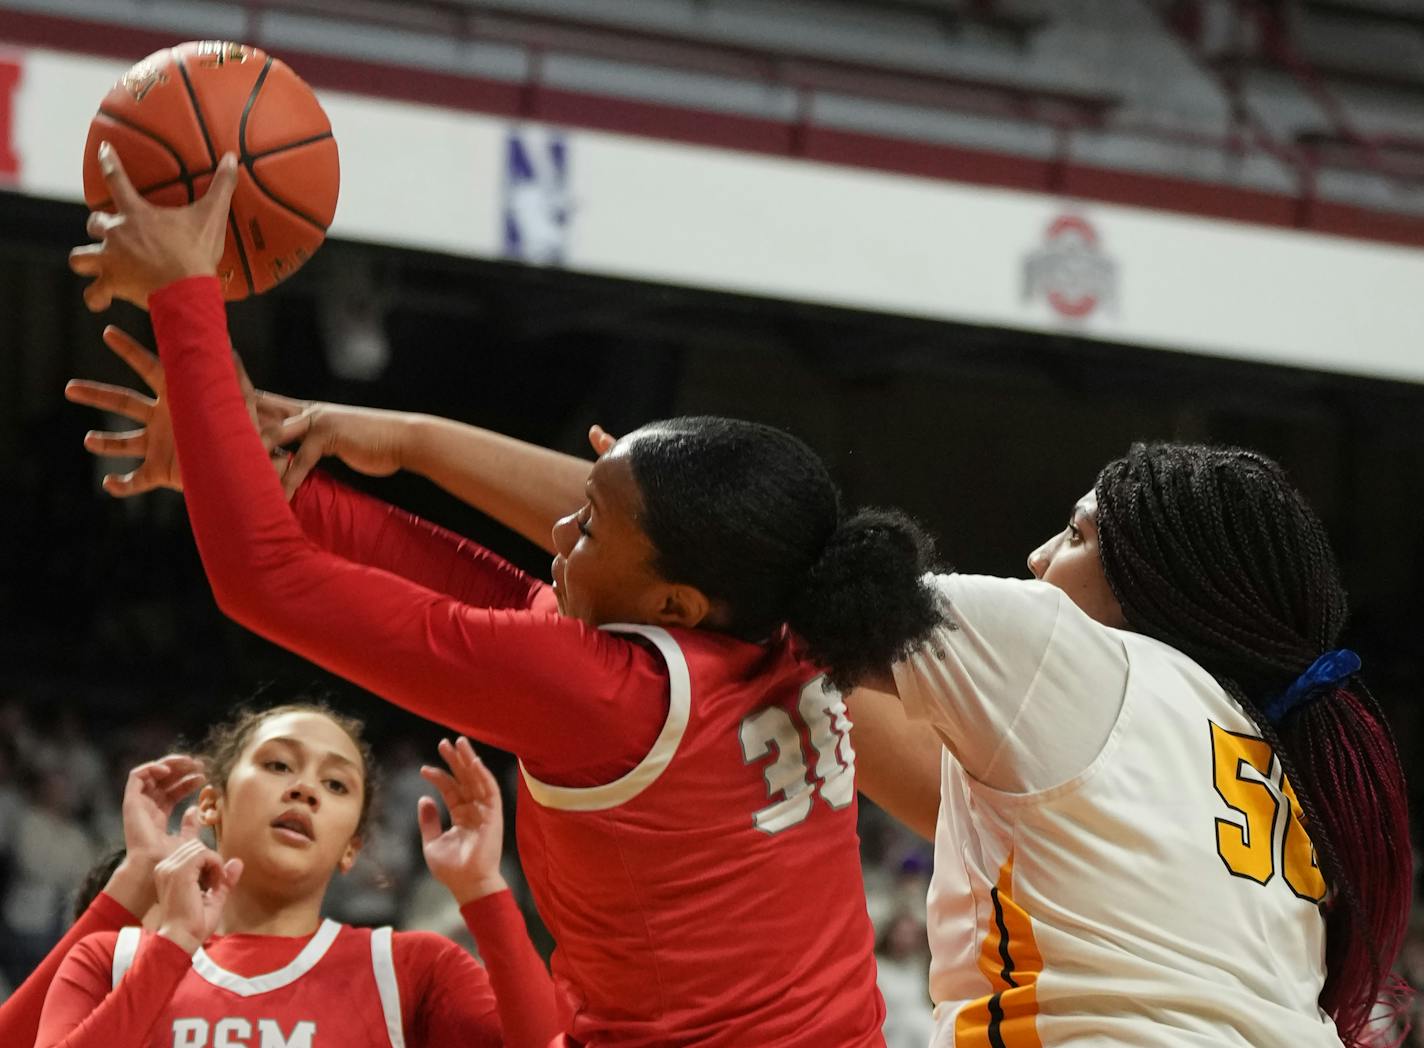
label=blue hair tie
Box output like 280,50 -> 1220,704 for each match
1262,649 -> 1361,725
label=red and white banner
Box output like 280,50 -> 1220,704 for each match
6,43 -> 1424,384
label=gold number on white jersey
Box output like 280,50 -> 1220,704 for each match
1209,722 -> 1326,902
740,678 -> 857,834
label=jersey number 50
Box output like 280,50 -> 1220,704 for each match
1210,721 -> 1326,903
739,678 -> 856,835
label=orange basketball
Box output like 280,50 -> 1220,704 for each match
82,41 -> 339,300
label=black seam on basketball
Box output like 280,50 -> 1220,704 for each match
94,108 -> 194,197
90,168 -> 217,211
237,58 -> 332,233
174,55 -> 218,168
247,131 -> 333,162
237,56 -> 274,160
245,165 -> 330,233
228,210 -> 256,296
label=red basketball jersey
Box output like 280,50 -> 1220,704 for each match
516,625 -> 886,1047
110,921 -> 404,1047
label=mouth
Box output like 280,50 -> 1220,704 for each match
270,809 -> 314,844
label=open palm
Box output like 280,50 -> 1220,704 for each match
66,325 -> 302,496
418,737 -> 507,905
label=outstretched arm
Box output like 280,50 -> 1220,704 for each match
68,148 -> 666,782
69,329 -> 552,611
276,404 -> 595,557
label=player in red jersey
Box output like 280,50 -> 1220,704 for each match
0,755 -> 202,1047
66,149 -> 944,1046
35,703 -> 561,1048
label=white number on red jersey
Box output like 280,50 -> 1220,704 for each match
740,677 -> 856,834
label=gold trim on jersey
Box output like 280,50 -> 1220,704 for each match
955,852 -> 1044,1048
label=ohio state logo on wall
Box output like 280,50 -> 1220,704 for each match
0,56 -> 20,181
1022,213 -> 1116,319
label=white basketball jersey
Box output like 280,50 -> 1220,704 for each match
894,574 -> 1339,1048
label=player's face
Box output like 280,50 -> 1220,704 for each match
1027,489 -> 1128,629
204,711 -> 365,897
550,439 -> 693,627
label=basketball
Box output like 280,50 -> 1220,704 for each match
82,41 -> 339,300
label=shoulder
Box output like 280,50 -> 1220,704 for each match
68,929 -> 122,964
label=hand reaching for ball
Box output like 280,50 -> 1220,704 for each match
69,143 -> 239,311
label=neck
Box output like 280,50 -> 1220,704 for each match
216,881 -> 326,938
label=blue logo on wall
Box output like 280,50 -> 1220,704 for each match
503,128 -> 570,266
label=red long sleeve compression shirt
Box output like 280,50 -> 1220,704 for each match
34,891 -> 559,1048
151,278 -> 665,787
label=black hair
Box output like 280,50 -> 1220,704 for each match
74,848 -> 127,922
626,416 -> 942,691
1093,442 -> 1410,1047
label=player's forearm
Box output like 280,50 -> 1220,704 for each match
460,892 -> 563,1048
35,938 -> 190,1048
402,415 -> 591,556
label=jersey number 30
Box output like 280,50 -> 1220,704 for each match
1210,721 -> 1326,902
739,678 -> 856,835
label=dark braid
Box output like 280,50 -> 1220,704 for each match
1095,443 -> 1410,1048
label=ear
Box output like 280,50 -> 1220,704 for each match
197,783 -> 223,844
647,584 -> 713,630
197,784 -> 222,824
337,835 -> 363,875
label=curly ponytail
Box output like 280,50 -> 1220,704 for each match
787,508 -> 942,692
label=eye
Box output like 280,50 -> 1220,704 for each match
264,759 -> 291,773
325,779 -> 349,795
1065,521 -> 1084,545
576,507 -> 592,538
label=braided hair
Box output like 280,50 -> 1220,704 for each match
1094,442 -> 1409,1047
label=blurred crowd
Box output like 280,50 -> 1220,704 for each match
0,695 -> 937,1040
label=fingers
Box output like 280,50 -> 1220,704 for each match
84,429 -> 147,458
82,278 -> 114,314
158,836 -> 207,878
221,857 -> 243,891
204,154 -> 240,222
160,771 -> 206,808
68,242 -> 104,277
65,380 -> 156,419
281,434 -> 324,500
85,209 -> 121,241
271,407 -> 315,446
448,737 -> 499,806
102,325 -> 164,389
255,391 -> 309,419
588,424 -> 617,455
101,469 -> 157,499
419,764 -> 463,811
98,141 -> 145,213
417,795 -> 443,846
178,805 -> 203,841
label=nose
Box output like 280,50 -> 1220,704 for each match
286,782 -> 318,808
1027,537 -> 1054,579
551,512 -> 578,556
